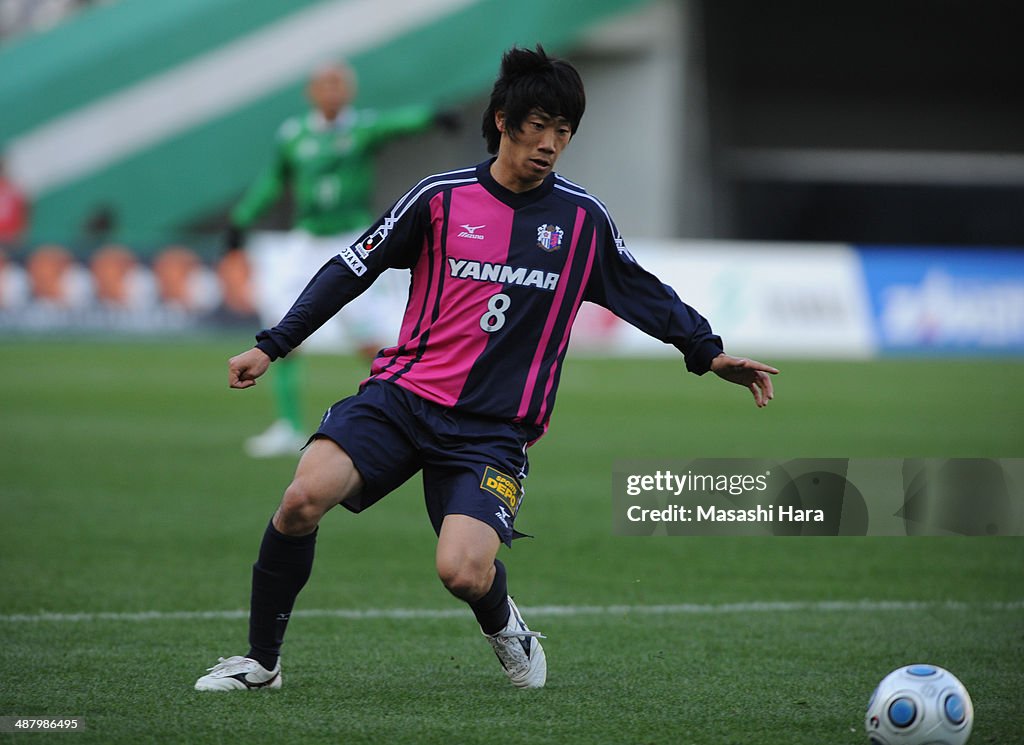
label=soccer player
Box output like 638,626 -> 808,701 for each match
196,45 -> 777,692
227,60 -> 459,457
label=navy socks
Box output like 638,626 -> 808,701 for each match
245,520 -> 511,667
247,519 -> 317,670
470,559 -> 511,635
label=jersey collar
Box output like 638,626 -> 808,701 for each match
476,158 -> 555,209
310,108 -> 356,132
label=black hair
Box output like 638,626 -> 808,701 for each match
481,44 -> 586,155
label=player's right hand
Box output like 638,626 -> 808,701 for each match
434,108 -> 463,133
224,224 -> 246,254
228,347 -> 271,389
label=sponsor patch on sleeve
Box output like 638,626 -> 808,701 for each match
480,466 -> 523,515
338,244 -> 367,276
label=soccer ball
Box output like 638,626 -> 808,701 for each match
865,664 -> 973,745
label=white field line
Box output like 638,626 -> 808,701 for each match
2,600 -> 1022,624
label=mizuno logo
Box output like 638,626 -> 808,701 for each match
457,224 -> 486,240
448,258 -> 559,291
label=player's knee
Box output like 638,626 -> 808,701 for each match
436,558 -> 491,602
276,480 -> 326,535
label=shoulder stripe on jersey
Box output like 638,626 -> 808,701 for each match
369,168 -> 478,253
553,178 -> 613,231
553,180 -> 634,260
553,172 -> 587,192
393,166 -> 478,216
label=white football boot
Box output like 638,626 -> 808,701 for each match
194,656 -> 281,691
244,420 -> 306,458
485,597 -> 547,689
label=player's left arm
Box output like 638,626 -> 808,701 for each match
584,228 -> 722,374
584,224 -> 777,406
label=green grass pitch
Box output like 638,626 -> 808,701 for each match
1,339 -> 1022,744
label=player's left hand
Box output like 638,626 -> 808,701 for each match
710,353 -> 779,408
223,224 -> 246,254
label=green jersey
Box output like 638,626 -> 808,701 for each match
231,105 -> 436,236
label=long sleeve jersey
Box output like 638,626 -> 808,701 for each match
256,160 -> 724,433
231,105 -> 437,236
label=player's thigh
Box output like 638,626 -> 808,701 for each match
312,383 -> 422,511
283,437 -> 365,514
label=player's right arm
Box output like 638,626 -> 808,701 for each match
251,187 -> 427,361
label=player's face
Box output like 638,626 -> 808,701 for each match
308,67 -> 354,120
493,108 -> 572,192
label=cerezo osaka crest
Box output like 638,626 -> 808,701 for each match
536,224 -> 564,252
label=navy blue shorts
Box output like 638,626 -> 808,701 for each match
311,380 -> 537,546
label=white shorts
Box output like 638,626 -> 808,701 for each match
246,229 -> 407,354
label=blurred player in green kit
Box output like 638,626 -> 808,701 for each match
226,60 -> 459,457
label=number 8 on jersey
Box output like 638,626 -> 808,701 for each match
480,292 -> 512,333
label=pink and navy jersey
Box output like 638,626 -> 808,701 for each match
256,160 -> 723,433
